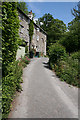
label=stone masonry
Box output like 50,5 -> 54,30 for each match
16,7 -> 47,59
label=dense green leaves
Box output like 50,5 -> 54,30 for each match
2,2 -> 21,77
59,31 -> 78,54
29,20 -> 34,41
58,2 -> 80,55
29,20 -> 34,50
2,2 -> 23,118
48,2 -> 80,87
49,44 -> 79,87
2,60 -> 23,118
54,53 -> 79,87
48,43 -> 66,65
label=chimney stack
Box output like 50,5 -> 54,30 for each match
30,10 -> 32,14
28,10 -> 33,20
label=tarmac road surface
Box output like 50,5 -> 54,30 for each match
8,57 -> 78,118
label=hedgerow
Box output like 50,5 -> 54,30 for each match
48,43 -> 79,87
54,58 -> 79,86
48,43 -> 67,68
2,2 -> 21,76
0,54 -> 2,120
49,44 -> 80,87
2,2 -> 23,118
2,61 -> 23,118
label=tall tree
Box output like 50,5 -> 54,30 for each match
38,13 -> 54,31
71,1 -> 80,18
60,1 -> 80,55
69,1 -> 80,51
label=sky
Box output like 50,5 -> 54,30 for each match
27,2 -> 78,26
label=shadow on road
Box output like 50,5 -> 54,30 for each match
42,62 -> 50,70
43,62 -> 57,78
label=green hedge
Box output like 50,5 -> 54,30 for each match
2,2 -> 23,118
54,59 -> 79,87
48,42 -> 79,87
71,51 -> 80,60
2,2 -> 20,77
48,43 -> 66,65
50,51 -> 79,87
2,61 -> 23,118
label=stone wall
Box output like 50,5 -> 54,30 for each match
18,11 -> 29,48
32,25 -> 46,55
17,8 -> 47,59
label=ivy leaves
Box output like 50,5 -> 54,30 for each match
29,20 -> 34,50
2,2 -> 22,118
29,20 -> 34,41
2,2 -> 20,75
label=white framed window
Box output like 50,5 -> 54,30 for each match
37,35 -> 39,41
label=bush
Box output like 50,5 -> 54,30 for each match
2,61 -> 23,118
49,43 -> 66,64
48,42 -> 79,87
71,51 -> 80,60
20,56 -> 30,65
2,2 -> 23,118
2,2 -> 21,77
59,32 -> 79,54
53,54 -> 79,87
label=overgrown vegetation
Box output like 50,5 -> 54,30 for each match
2,2 -> 20,118
47,2 -> 80,87
53,52 -> 79,87
48,43 -> 67,65
2,2 -> 30,118
29,20 -> 34,58
2,61 -> 22,118
29,20 -> 34,51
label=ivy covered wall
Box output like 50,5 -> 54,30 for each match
2,2 -> 21,76
2,2 -> 23,118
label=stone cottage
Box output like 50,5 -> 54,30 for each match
16,7 -> 47,60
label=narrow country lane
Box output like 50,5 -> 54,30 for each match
8,57 -> 78,118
